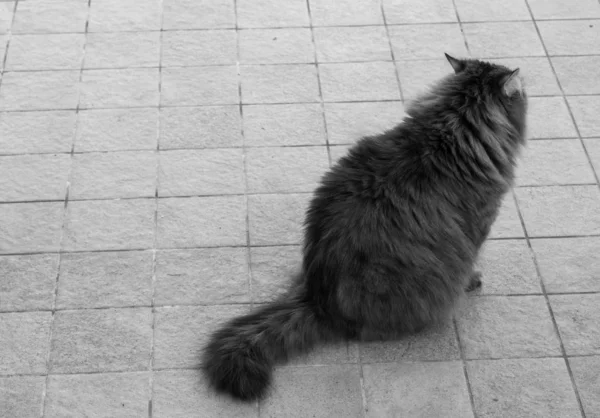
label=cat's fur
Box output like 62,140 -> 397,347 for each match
202,54 -> 528,401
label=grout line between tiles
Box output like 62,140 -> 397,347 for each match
381,0 -> 405,103
0,0 -> 18,92
453,318 -> 478,418
451,0 -> 471,56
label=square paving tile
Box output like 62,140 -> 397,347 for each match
241,64 -> 320,104
89,0 -> 161,32
44,372 -> 150,418
0,154 -> 70,202
248,193 -> 311,245
397,59 -> 452,101
526,97 -> 578,139
515,186 -> 600,237
260,365 -> 363,418
568,96 -> 600,137
237,0 -> 309,28
309,0 -> 384,26
552,56 -> 600,95
6,34 -> 85,71
162,0 -> 235,30
12,0 -> 89,34
0,376 -> 45,418
155,247 -> 250,305
70,151 -> 157,199
319,62 -> 400,102
455,0 -> 530,21
153,370 -> 258,418
57,251 -> 153,309
550,294 -> 600,355
528,0 -> 600,20
584,138 -> 600,172
463,22 -> 545,58
0,3 -> 14,34
516,139 -> 596,186
538,20 -> 600,56
467,358 -> 580,418
161,66 -> 239,106
49,308 -> 153,373
0,311 -> 52,374
488,195 -> 524,239
158,149 -> 244,197
569,356 -> 600,418
80,69 -> 159,109
456,296 -> 561,359
245,146 -> 329,193
493,57 -> 561,97
532,237 -> 600,293
0,254 -> 58,312
160,106 -> 242,149
239,28 -> 314,64
157,196 -> 247,248
314,26 -> 391,63
383,0 -> 457,23
388,24 -> 468,60
161,30 -> 237,66
76,108 -> 159,152
243,104 -> 326,147
249,245 -> 302,302
0,71 -> 80,111
85,32 -> 160,69
363,361 -> 474,418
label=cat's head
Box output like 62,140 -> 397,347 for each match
442,54 -> 528,135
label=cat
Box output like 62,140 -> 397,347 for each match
202,53 -> 528,401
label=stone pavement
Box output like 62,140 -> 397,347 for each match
1,0 -> 600,416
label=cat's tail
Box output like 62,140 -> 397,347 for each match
202,289 -> 331,401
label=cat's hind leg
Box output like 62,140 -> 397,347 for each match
466,271 -> 482,292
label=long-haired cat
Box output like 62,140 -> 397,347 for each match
203,54 -> 528,401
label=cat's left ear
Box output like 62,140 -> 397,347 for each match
501,68 -> 522,96
445,53 -> 466,74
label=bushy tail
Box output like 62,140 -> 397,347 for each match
202,291 -> 331,401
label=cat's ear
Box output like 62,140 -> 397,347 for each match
445,53 -> 466,74
501,68 -> 522,96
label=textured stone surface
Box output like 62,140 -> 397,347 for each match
260,365 -> 363,418
12,0 -> 89,34
493,57 -> 561,97
162,0 -> 235,29
161,66 -> 239,106
250,245 -> 302,302
319,62 -> 401,102
539,20 -> 600,55
290,341 -> 359,366
363,361 -> 474,418
0,3 -> 14,34
246,146 -> 329,193
585,138 -> 600,173
0,111 -> 76,154
488,195 -> 524,239
324,101 -> 405,144
529,0 -> 600,19
153,305 -> 250,369
157,196 -> 247,248
50,308 -> 153,373
314,26 -> 391,63
70,151 -> 157,199
248,193 -> 311,245
550,294 -> 600,355
516,139 -> 596,186
237,0 -> 309,28
89,0 -> 161,31
527,97 -> 578,139
63,199 -> 156,251
0,71 -> 80,111
0,202 -> 64,254
80,69 -> 159,109
0,376 -> 45,418
158,149 -> 244,196
569,356 -> 600,418
57,251 -> 153,309
476,240 -> 541,295
6,34 -> 85,71
241,64 -> 320,104
153,370 -> 259,418
309,0 -> 384,26
568,96 -> 600,137
239,28 -> 314,64
0,311 -> 52,374
0,254 -> 58,312
45,372 -> 150,418
455,0 -> 530,21
397,59 -> 453,100
243,104 -> 326,147
457,296 -> 561,359
467,358 -> 580,418
160,105 -> 242,149
532,237 -> 600,293
85,32 -> 160,69
0,154 -> 70,201
552,56 -> 600,95
384,0 -> 457,23
162,30 -> 237,66
515,186 -> 600,237
388,24 -> 468,59
464,22 -> 545,58
359,321 -> 460,363
155,247 -> 250,305
76,108 -> 159,152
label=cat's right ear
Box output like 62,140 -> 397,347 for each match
445,53 -> 466,74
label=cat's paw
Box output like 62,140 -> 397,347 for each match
466,271 -> 482,292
